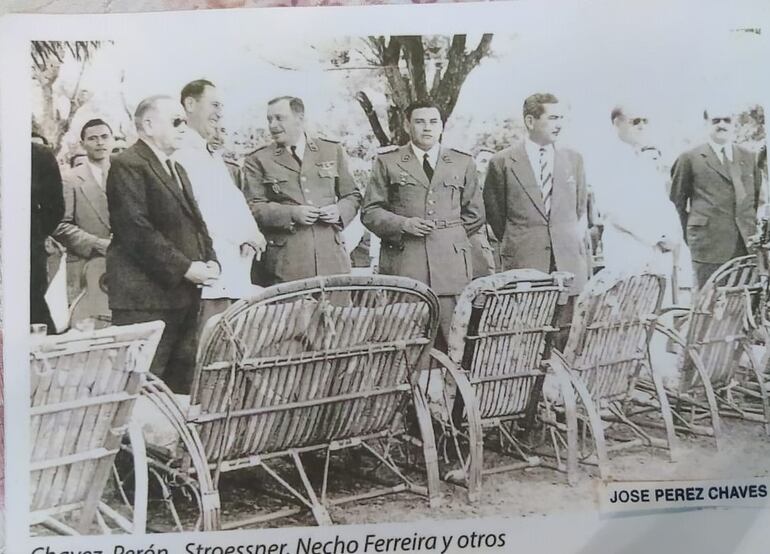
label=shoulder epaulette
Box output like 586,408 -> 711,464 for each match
377,145 -> 400,155
246,143 -> 270,156
318,135 -> 341,144
450,147 -> 472,157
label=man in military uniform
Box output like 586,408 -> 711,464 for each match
362,100 -> 484,345
243,96 -> 362,285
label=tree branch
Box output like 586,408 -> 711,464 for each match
355,91 -> 391,146
400,36 -> 428,100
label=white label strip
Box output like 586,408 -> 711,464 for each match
599,478 -> 770,513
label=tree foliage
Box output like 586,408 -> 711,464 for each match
30,41 -> 105,153
354,34 -> 493,146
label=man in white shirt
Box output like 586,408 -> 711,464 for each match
175,79 -> 266,330
597,106 -> 682,277
53,118 -> 114,303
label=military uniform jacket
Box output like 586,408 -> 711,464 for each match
362,144 -> 484,296
243,136 -> 361,284
670,143 -> 760,264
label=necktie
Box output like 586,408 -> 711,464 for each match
423,153 -> 434,182
539,147 -> 553,217
165,159 -> 182,190
290,145 -> 302,167
721,146 -> 729,166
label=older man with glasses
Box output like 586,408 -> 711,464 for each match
670,106 -> 762,289
106,94 -> 219,393
594,106 -> 682,294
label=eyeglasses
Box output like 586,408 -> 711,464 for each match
628,117 -> 648,126
711,117 -> 732,125
173,117 -> 187,128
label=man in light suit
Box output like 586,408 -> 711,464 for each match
484,93 -> 588,346
107,95 -> 219,393
53,119 -> 114,303
670,108 -> 761,289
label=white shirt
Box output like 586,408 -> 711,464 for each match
174,130 -> 264,300
86,160 -> 106,189
709,141 -> 734,164
141,138 -> 173,174
524,138 -> 554,188
410,142 -> 440,170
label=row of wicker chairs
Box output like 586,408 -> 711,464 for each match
28,257 -> 770,534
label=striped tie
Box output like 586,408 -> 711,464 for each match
539,147 -> 553,217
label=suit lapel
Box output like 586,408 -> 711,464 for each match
137,140 -> 195,218
77,164 -> 110,229
551,148 -> 571,217
727,147 -> 747,203
396,145 -> 430,188
273,143 -> 300,173
509,145 -> 547,219
700,144 -> 731,182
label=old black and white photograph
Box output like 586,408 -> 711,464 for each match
4,1 -> 770,552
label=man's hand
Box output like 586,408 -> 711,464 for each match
94,237 -> 111,256
184,260 -> 220,285
656,236 -> 677,253
402,217 -> 435,237
318,204 -> 341,224
293,205 -> 321,225
241,234 -> 267,260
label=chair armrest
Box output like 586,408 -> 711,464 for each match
658,305 -> 691,317
428,348 -> 482,427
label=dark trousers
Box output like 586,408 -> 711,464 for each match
434,295 -> 458,352
112,298 -> 201,394
30,244 -> 53,331
692,238 -> 748,290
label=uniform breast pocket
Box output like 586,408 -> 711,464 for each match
263,178 -> 289,199
316,161 -> 339,180
443,180 -> 465,209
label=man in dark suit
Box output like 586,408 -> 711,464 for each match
53,119 -> 114,303
670,108 -> 761,289
107,95 -> 219,393
484,93 -> 588,346
31,141 -> 64,330
242,96 -> 361,285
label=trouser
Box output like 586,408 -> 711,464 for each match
30,244 -> 53,331
197,298 -> 233,338
692,238 -> 748,290
112,298 -> 201,394
435,295 -> 458,353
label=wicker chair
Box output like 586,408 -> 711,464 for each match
128,275 -> 441,530
651,255 -> 770,445
548,269 -> 676,476
424,269 -> 587,502
29,321 -> 163,535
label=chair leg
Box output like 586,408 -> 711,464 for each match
742,343 -> 770,436
412,386 -> 444,508
569,375 -> 609,480
689,349 -> 723,449
290,451 -> 332,526
646,361 -> 680,461
549,364 -> 578,485
127,419 -> 148,533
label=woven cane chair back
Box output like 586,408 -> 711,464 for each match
563,270 -> 665,402
190,275 -> 439,464
680,257 -> 758,390
29,322 -> 163,530
446,269 -> 569,420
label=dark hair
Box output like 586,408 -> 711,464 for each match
610,106 -> 624,123
80,118 -> 113,140
180,79 -> 215,106
523,93 -> 559,120
268,96 -> 305,116
404,100 -> 444,122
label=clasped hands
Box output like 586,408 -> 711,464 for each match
293,204 -> 341,226
184,260 -> 221,285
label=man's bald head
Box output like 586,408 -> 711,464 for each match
134,95 -> 188,155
